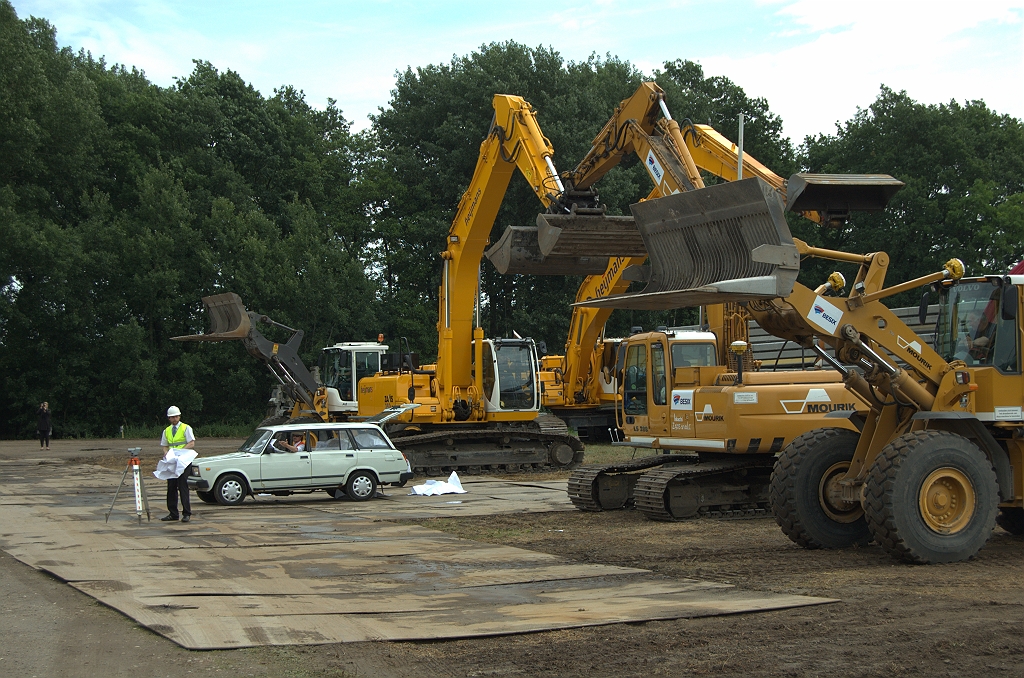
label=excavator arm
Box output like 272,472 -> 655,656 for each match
436,94 -> 564,420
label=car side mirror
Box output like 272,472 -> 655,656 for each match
1002,285 -> 1017,321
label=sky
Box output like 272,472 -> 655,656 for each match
10,0 -> 1024,144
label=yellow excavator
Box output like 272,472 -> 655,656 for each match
349,94 -> 590,474
583,172 -> 1022,563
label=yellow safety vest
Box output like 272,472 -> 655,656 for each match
164,422 -> 190,448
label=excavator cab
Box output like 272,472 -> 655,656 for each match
318,344 -> 389,411
473,338 -> 541,412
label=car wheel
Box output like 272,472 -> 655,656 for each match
196,490 -> 217,504
346,471 -> 378,502
213,473 -> 248,506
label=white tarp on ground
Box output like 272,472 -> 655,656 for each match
153,450 -> 198,480
410,471 -> 467,496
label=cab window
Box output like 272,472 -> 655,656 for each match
671,342 -> 717,368
651,342 -> 667,406
623,344 -> 647,415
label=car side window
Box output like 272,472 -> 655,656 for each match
315,431 -> 355,451
352,428 -> 391,450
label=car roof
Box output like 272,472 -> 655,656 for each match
259,422 -> 385,433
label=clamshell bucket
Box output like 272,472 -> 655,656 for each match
485,225 -> 610,275
577,177 -> 800,310
172,292 -> 252,342
535,212 -> 647,258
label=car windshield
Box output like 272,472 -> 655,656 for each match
238,429 -> 272,453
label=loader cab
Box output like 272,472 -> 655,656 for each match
473,338 -> 541,412
934,278 -> 1020,373
319,343 -> 389,413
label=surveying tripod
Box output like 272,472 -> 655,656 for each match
105,447 -> 152,523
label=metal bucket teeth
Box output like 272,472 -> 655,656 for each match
172,292 -> 252,341
484,226 -> 610,275
576,177 -> 800,310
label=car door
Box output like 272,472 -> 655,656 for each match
258,436 -> 312,490
309,430 -> 357,488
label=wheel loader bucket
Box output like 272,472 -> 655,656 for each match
485,225 -> 610,275
171,292 -> 252,342
535,212 -> 646,258
576,177 -> 800,310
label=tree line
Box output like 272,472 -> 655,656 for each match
1,1 -> 1022,437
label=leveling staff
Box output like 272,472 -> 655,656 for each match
160,406 -> 196,523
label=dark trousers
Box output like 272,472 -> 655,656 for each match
166,464 -> 192,518
38,431 -> 49,448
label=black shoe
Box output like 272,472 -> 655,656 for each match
160,514 -> 178,522
180,515 -> 191,523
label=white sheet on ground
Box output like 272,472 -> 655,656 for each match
153,449 -> 198,480
410,471 -> 467,496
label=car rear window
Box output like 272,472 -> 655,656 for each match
352,428 -> 391,450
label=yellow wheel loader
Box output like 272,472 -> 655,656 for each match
584,173 -> 1021,563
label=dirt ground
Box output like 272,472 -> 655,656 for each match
3,438 -> 1024,677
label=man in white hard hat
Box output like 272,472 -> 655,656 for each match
160,406 -> 196,523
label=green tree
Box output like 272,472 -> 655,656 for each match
796,86 -> 1024,297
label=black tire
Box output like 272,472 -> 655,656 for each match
864,431 -> 998,564
196,490 -> 217,504
345,470 -> 378,502
770,428 -> 872,549
996,507 -> 1024,535
213,473 -> 248,506
258,415 -> 290,428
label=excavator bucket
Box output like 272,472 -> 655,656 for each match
171,292 -> 252,342
485,225 -> 610,275
576,177 -> 800,310
535,213 -> 647,258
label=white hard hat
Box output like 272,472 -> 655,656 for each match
166,406 -> 182,417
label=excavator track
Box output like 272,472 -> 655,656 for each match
633,457 -> 774,521
567,455 -> 697,511
388,423 -> 585,477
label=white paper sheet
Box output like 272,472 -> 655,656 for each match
410,471 -> 467,496
153,449 -> 198,480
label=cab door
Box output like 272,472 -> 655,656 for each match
621,343 -> 650,437
646,341 -> 671,437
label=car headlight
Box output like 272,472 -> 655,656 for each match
191,466 -> 201,476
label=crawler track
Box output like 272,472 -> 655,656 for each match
568,454 -> 773,520
388,420 -> 585,477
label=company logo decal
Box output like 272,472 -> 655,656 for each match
806,295 -> 844,335
897,335 -> 932,370
645,149 -> 665,185
694,403 -> 724,422
671,389 -> 694,411
781,388 -> 858,414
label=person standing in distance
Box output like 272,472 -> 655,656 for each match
37,402 -> 51,450
160,405 -> 196,523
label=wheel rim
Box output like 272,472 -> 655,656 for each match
919,467 -> 975,534
220,479 -> 243,503
350,475 -> 374,499
818,461 -> 863,523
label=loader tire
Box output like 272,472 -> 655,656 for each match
770,428 -> 872,550
996,508 -> 1024,535
863,431 -> 997,564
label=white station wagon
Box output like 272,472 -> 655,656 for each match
187,421 -> 414,505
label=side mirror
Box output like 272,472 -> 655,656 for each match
1002,285 -> 1018,321
918,290 -> 930,325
